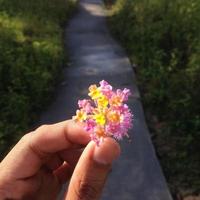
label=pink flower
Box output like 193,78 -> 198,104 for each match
84,119 -> 96,131
73,80 -> 133,145
116,88 -> 131,101
99,80 -> 113,98
99,80 -> 109,87
78,99 -> 93,113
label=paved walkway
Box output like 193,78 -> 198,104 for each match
39,0 -> 173,199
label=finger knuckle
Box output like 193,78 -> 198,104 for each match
21,133 -> 30,141
75,179 -> 100,200
36,124 -> 50,133
19,133 -> 32,145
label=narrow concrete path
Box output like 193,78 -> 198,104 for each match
40,0 -> 173,199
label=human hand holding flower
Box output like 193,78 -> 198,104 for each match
0,120 -> 120,200
0,80 -> 132,200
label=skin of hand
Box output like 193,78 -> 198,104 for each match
0,120 -> 120,200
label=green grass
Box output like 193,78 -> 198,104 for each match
108,0 -> 200,198
0,0 -> 76,159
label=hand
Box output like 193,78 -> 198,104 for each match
0,120 -> 120,200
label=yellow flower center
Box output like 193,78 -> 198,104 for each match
107,111 -> 120,123
74,110 -> 87,122
88,84 -> 101,99
94,112 -> 106,125
109,95 -> 122,106
95,126 -> 106,137
97,95 -> 108,108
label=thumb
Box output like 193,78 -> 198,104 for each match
65,137 -> 120,200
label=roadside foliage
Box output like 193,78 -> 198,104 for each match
109,0 -> 200,197
0,0 -> 76,158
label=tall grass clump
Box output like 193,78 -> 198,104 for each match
109,0 -> 200,197
0,0 -> 76,159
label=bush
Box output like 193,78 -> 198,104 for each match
109,0 -> 200,196
0,0 -> 76,159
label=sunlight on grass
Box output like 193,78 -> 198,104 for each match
0,0 -> 77,159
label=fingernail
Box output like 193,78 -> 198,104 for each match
93,138 -> 120,165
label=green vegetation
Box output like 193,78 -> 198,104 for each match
0,0 -> 76,159
108,0 -> 200,198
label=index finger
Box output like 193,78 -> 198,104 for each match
0,120 -> 90,179
31,120 -> 90,154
